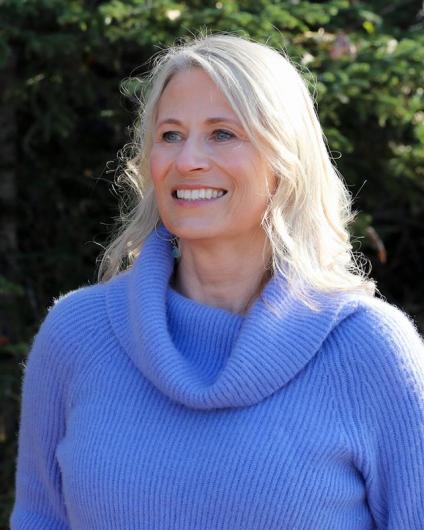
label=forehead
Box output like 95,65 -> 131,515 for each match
155,68 -> 237,122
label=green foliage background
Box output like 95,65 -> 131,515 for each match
1,0 -> 423,525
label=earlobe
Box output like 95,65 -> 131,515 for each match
267,174 -> 279,196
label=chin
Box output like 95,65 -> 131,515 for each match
163,220 -> 223,242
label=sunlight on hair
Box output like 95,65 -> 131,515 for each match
97,32 -> 377,310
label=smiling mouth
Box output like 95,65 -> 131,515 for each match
172,188 -> 228,200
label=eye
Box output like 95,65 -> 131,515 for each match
213,129 -> 235,141
162,131 -> 182,142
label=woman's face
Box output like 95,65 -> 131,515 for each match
150,68 -> 276,244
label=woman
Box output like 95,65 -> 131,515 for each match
11,34 -> 424,529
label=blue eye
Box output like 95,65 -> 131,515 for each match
162,131 -> 182,142
214,129 -> 235,141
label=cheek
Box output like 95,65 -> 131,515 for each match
149,148 -> 170,185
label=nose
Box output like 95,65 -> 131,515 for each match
174,136 -> 211,175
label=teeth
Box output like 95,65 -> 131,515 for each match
176,188 -> 225,200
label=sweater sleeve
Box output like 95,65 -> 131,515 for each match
10,302 -> 71,530
333,302 -> 424,529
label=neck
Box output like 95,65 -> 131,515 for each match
172,229 -> 272,315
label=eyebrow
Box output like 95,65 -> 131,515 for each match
156,117 -> 242,128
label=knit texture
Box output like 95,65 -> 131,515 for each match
10,226 -> 424,529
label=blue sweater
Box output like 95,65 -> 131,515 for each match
11,226 -> 424,529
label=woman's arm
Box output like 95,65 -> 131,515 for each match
10,306 -> 71,530
332,301 -> 424,529
365,312 -> 424,529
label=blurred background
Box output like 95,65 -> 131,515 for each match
1,0 -> 423,525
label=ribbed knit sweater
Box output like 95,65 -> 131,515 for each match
11,226 -> 424,529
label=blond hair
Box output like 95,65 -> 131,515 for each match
97,33 -> 376,309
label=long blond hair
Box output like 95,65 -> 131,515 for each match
97,33 -> 376,309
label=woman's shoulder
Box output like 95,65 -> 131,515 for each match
35,270 -> 129,349
338,293 -> 423,353
41,281 -> 106,336
329,293 -> 424,394
26,272 -> 131,381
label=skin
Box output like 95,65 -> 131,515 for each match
150,68 -> 276,314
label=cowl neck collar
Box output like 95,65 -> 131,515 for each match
105,225 -> 359,410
